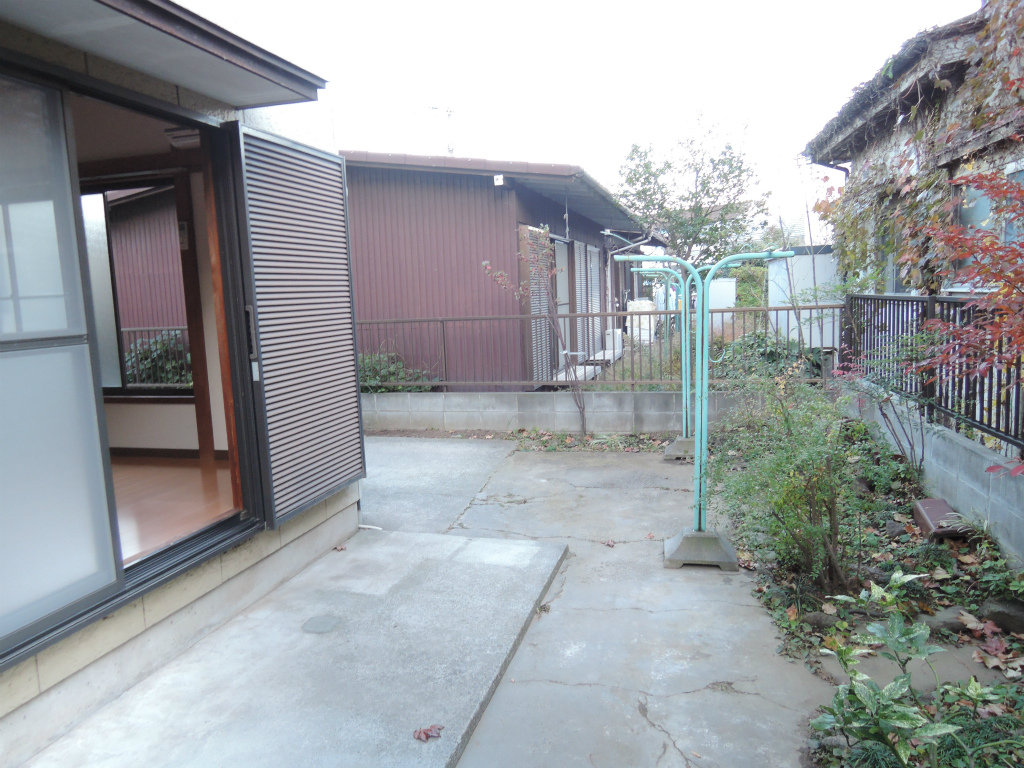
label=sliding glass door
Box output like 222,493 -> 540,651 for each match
0,74 -> 122,655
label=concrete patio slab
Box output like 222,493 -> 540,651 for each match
360,437 -> 515,532
450,451 -> 833,768
23,531 -> 566,768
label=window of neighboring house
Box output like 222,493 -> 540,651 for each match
948,167 -> 1024,294
876,198 -> 910,294
81,186 -> 194,395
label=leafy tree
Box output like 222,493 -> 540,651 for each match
617,131 -> 769,266
912,171 -> 1024,388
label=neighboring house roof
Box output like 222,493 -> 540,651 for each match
0,0 -> 327,107
805,9 -> 987,165
341,150 -> 642,233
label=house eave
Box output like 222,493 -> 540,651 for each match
0,0 -> 327,108
804,12 -> 986,166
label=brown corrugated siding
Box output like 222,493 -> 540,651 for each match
107,189 -> 187,329
347,166 -> 525,382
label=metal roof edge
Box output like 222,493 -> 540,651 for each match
340,149 -> 642,231
95,0 -> 327,102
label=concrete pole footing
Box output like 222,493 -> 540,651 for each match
663,528 -> 739,571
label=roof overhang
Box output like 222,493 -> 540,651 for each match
0,0 -> 326,108
341,151 -> 641,233
804,11 -> 985,166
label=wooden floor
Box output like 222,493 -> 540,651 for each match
112,457 -> 236,565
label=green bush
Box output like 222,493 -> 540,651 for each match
124,330 -> 192,387
358,352 -> 434,393
709,377 -> 903,591
731,264 -> 767,307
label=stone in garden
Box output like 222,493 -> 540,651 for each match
920,606 -> 968,634
885,520 -> 905,538
803,611 -> 840,630
979,597 -> 1024,634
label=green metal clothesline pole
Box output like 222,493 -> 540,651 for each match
616,250 -> 794,569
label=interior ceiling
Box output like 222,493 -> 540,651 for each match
71,93 -> 180,163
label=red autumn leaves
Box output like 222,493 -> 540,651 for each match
413,724 -> 444,742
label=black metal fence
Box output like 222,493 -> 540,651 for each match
844,294 -> 1022,450
355,305 -> 843,393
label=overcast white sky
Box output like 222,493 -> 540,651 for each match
180,0 -> 981,237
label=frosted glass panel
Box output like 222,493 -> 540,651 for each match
0,345 -> 118,638
82,195 -> 122,387
0,75 -> 84,339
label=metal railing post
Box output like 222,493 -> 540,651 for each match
439,319 -> 448,392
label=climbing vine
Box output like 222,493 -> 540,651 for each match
812,0 -> 1024,293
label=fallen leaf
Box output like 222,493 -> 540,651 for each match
894,513 -> 910,523
691,752 -> 702,759
785,605 -> 798,622
646,533 -> 655,540
822,602 -> 837,615
962,611 -> 1003,639
604,539 -> 615,548
334,544 -> 347,551
974,649 -> 1005,670
960,611 -> 984,630
977,703 -> 1007,719
485,434 -> 493,440
413,725 -> 444,742
981,636 -> 1007,656
958,554 -> 979,565
931,567 -> 951,581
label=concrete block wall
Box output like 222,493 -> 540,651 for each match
0,483 -> 360,767
851,394 -> 1024,564
362,391 -> 741,434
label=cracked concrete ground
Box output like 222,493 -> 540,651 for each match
363,439 -> 833,767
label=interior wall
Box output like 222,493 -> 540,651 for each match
190,172 -> 229,452
104,403 -> 199,450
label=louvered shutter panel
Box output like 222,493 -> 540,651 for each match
573,241 -> 588,359
237,127 -> 364,523
587,245 -> 603,354
530,260 -> 553,382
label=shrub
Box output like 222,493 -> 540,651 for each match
709,376 -> 902,591
358,352 -> 434,393
124,330 -> 192,386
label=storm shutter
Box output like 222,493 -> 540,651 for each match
586,244 -> 602,355
235,126 -> 364,524
573,241 -> 587,358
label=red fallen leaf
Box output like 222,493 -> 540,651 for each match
413,725 -> 444,742
981,636 -> 1008,656
334,544 -> 347,551
604,539 -> 615,548
645,533 -> 655,540
785,605 -> 798,622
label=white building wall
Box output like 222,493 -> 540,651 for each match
767,253 -> 840,348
